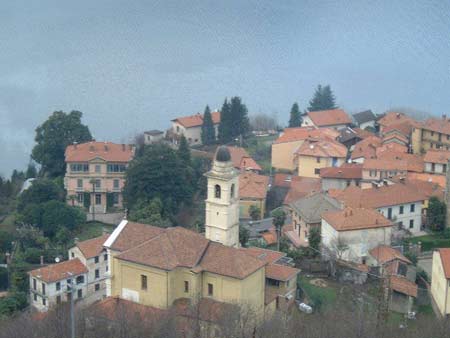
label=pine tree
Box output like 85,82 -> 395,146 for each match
178,135 -> 191,165
229,96 -> 249,140
288,102 -> 302,127
308,84 -> 337,111
218,99 -> 232,144
201,105 -> 215,145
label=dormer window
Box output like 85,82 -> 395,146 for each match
215,185 -> 221,198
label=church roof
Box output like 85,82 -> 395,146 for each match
215,146 -> 231,162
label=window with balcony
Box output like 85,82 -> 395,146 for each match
43,298 -> 46,306
77,179 -> 83,188
95,194 -> 102,205
70,163 -> 89,172
113,179 -> 120,189
33,294 -> 37,302
94,179 -> 101,188
77,193 -> 83,203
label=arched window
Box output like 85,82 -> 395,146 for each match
215,184 -> 221,198
230,184 -> 235,199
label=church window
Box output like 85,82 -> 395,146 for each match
215,184 -> 221,198
230,184 -> 235,198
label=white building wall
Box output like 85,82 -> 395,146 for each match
424,162 -> 446,175
376,202 -> 422,234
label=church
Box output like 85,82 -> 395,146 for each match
102,146 -> 300,321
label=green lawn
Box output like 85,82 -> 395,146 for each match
298,276 -> 337,310
406,234 -> 450,251
74,221 -> 114,241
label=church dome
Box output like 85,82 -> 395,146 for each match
215,146 -> 231,162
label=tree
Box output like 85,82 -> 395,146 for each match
288,102 -> 302,127
218,99 -> 232,143
271,209 -> 286,251
201,105 -> 216,145
25,163 -> 37,179
249,113 -> 278,131
31,111 -> 92,177
428,196 -> 446,231
128,198 -> 171,227
123,144 -> 195,215
239,226 -> 250,247
308,85 -> 337,112
308,227 -> 321,256
248,205 -> 261,221
178,135 -> 191,165
17,179 -> 63,212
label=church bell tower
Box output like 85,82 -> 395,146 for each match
204,146 -> 240,247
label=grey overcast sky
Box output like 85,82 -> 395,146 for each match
1,0 -> 450,175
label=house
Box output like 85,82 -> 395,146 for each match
170,111 -> 220,145
350,136 -> 382,163
411,115 -> 450,154
353,110 -> 377,130
102,147 -> 300,321
286,192 -> 341,247
320,163 -> 362,191
68,234 -> 110,304
431,248 -> 450,317
271,127 -> 339,171
143,130 -> 165,144
283,176 -> 322,205
29,258 -> 88,312
378,112 -> 417,135
424,149 -> 450,175
332,184 -> 426,234
294,138 -> 347,178
321,207 -> 394,264
239,172 -> 269,219
302,109 -> 352,130
361,158 -> 408,188
64,141 -> 135,214
368,245 -> 415,281
227,146 -> 262,173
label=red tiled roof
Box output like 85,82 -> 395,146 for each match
243,247 -> 285,264
283,177 -> 321,204
307,109 -> 352,127
438,248 -> 450,279
376,151 -> 424,173
172,111 -> 220,128
274,127 -> 339,144
389,275 -> 418,298
261,229 -> 277,245
353,128 -> 375,139
108,222 -> 165,252
174,297 -> 238,323
295,138 -> 347,158
407,172 -> 446,188
332,184 -> 426,209
363,158 -> 408,171
369,245 -> 411,265
65,142 -> 135,162
265,263 -> 299,282
75,234 -> 109,259
239,172 -> 269,199
424,149 -> 450,164
421,117 -> 450,135
322,207 -> 392,231
225,146 -> 262,171
29,258 -> 88,283
389,177 -> 444,200
351,136 -> 382,160
375,142 -> 408,155
273,173 -> 293,188
320,163 -> 362,179
378,112 -> 416,128
382,121 -> 415,138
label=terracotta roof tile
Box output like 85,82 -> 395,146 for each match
65,141 -> 135,162
363,158 -> 408,171
273,173 -> 293,188
406,172 -> 446,188
108,222 -> 165,252
353,128 -> 375,139
307,109 -> 352,127
389,177 -> 444,200
265,263 -> 299,282
243,247 -> 285,264
424,149 -> 450,164
375,142 -> 408,155
369,245 -> 411,265
283,177 -> 321,204
389,275 -> 418,298
332,184 -> 426,209
322,207 -> 392,231
274,127 -> 339,144
421,117 -> 450,135
438,248 -> 450,279
261,230 -> 277,245
74,234 -> 109,259
378,112 -> 416,128
239,172 -> 269,199
172,111 -> 220,128
320,163 -> 362,179
376,151 -> 424,173
29,258 -> 88,283
351,136 -> 382,160
382,121 -> 415,138
295,138 -> 347,158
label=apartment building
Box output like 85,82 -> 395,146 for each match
411,116 -> 450,154
424,149 -> 450,175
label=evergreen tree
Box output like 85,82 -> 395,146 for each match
201,105 -> 216,145
288,102 -> 302,127
308,84 -> 337,111
25,163 -> 37,179
218,99 -> 232,143
178,135 -> 191,165
229,96 -> 250,140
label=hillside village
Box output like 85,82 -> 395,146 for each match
3,96 -> 450,337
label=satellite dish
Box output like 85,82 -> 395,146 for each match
55,257 -> 60,263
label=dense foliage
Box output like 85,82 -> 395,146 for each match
288,102 -> 302,127
201,105 -> 216,145
427,196 -> 446,231
307,85 -> 337,111
218,97 -> 250,143
31,111 -> 92,177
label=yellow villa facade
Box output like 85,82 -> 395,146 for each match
431,249 -> 450,317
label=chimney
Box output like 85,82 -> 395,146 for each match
40,255 -> 44,266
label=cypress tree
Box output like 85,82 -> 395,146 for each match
201,105 -> 215,145
229,96 -> 249,139
218,99 -> 232,144
288,102 -> 302,127
178,135 -> 191,165
308,84 -> 338,112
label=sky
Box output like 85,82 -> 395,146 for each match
1,0 -> 450,175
